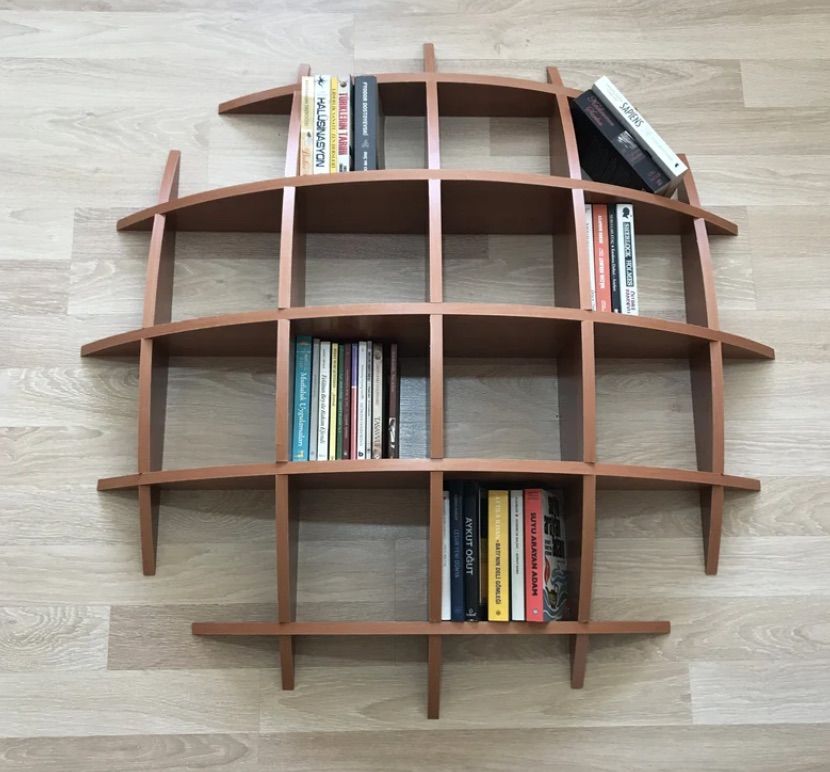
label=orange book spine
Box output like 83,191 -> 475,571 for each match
592,204 -> 611,313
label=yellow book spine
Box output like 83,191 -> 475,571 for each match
328,342 -> 339,459
488,490 -> 509,621
329,75 -> 338,173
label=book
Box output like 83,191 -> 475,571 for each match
608,204 -> 621,313
479,487 -> 488,620
592,204 -> 612,313
387,342 -> 400,459
441,490 -> 451,621
448,482 -> 465,622
592,76 -> 688,184
585,204 -> 596,311
291,335 -> 312,461
328,341 -> 339,460
352,75 -> 384,171
524,488 -> 544,622
542,490 -> 568,621
509,489 -> 525,621
350,342 -> 358,458
299,75 -> 315,175
336,77 -> 351,172
308,338 -> 320,461
313,75 -> 330,175
316,341 -> 331,460
617,203 -> 639,315
371,343 -> 383,459
365,342 -> 373,459
329,75 -> 338,173
341,343 -> 351,459
571,91 -> 670,195
335,343 -> 345,459
356,341 -> 367,459
462,481 -> 481,621
487,490 -> 509,622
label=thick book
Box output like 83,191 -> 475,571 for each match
371,344 -> 383,459
524,488 -> 544,622
313,75 -> 330,175
336,77 -> 351,172
316,341 -> 331,460
341,343 -> 351,459
291,335 -> 312,461
592,76 -> 687,183
441,490 -> 451,621
356,341 -> 367,459
571,91 -> 670,194
308,338 -> 320,461
387,342 -> 400,459
617,203 -> 639,315
542,490 -> 568,621
448,482 -> 465,622
335,343 -> 345,459
592,204 -> 612,313
352,75 -> 384,171
608,204 -> 621,313
462,481 -> 481,621
350,342 -> 358,459
328,342 -> 339,460
509,489 -> 525,621
299,76 -> 315,175
328,75 -> 338,173
585,204 -> 596,311
365,342 -> 373,460
487,490 -> 509,622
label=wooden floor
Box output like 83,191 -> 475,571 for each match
2,2 -> 830,769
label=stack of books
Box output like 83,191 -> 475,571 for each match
299,74 -> 384,174
442,483 -> 568,623
585,202 -> 639,314
571,76 -> 686,196
291,337 -> 400,461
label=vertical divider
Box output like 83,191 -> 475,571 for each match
429,315 -> 444,459
276,473 -> 296,689
136,150 -> 180,576
427,634 -> 442,719
424,43 -> 443,304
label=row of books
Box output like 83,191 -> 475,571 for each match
586,202 -> 639,315
571,76 -> 687,196
291,337 -> 400,461
299,75 -> 384,175
442,484 -> 568,623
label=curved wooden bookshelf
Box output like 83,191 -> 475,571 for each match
83,44 -> 772,718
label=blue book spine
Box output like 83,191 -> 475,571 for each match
449,483 -> 465,622
291,335 -> 313,461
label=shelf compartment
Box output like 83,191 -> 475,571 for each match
115,171 -> 738,237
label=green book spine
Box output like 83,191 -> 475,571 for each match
335,343 -> 345,459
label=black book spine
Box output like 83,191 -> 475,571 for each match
572,92 -> 669,194
462,481 -> 481,621
608,204 -> 621,313
353,75 -> 379,171
449,482 -> 465,622
478,487 -> 488,619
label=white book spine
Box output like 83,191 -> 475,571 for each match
356,341 -> 367,459
316,341 -> 331,460
299,76 -> 315,175
371,344 -> 383,459
584,204 -> 596,311
308,338 -> 320,461
592,76 -> 688,181
365,342 -> 373,460
617,203 -> 639,315
441,491 -> 451,621
509,490 -> 525,621
336,77 -> 351,172
313,75 -> 330,174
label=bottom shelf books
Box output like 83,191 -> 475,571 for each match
442,482 -> 568,623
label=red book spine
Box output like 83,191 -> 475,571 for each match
342,343 -> 351,459
349,342 -> 358,459
524,488 -> 544,622
593,204 -> 611,313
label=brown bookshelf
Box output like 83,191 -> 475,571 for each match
82,44 -> 773,719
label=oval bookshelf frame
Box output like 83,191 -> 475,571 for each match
83,44 -> 773,718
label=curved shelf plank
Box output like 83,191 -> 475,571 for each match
96,459 -> 759,493
115,170 -> 737,237
219,82 -> 297,115
191,619 -> 670,636
81,303 -> 774,361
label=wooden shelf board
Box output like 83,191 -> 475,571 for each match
191,619 -> 670,636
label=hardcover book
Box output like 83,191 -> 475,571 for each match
524,488 -> 544,621
592,204 -> 612,313
291,335 -> 312,461
542,490 -> 568,621
462,481 -> 481,621
608,204 -> 621,313
308,338 -> 320,461
617,203 -> 639,315
449,482 -> 465,622
313,75 -> 330,174
487,489 -> 509,622
509,489 -> 525,621
352,75 -> 384,171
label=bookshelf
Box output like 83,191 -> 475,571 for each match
82,44 -> 774,719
